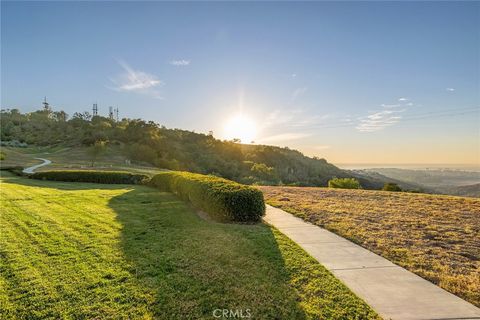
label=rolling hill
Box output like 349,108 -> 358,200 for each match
1,107 -> 399,189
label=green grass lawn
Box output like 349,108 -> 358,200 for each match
0,172 -> 379,319
0,146 -> 164,176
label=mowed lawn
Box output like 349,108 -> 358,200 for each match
259,186 -> 480,307
0,173 -> 379,320
0,146 -> 164,176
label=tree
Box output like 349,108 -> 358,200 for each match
250,163 -> 279,184
328,178 -> 362,189
87,141 -> 106,167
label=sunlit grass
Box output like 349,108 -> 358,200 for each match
0,173 -> 379,319
0,146 -> 164,176
260,186 -> 480,307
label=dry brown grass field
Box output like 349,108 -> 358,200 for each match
259,186 -> 480,307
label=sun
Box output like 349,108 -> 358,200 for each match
223,114 -> 257,143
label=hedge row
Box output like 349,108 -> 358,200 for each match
150,171 -> 265,223
31,170 -> 149,185
0,166 -> 24,176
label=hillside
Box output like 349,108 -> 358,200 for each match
436,183 -> 480,198
1,107 -> 390,188
348,169 -> 427,192
259,185 -> 480,307
364,168 -> 480,197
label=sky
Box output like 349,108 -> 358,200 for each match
2,1 -> 479,165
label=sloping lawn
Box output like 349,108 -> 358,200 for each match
0,173 -> 379,319
259,186 -> 480,307
0,146 -> 164,176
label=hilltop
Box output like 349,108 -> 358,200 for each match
1,107 -> 391,189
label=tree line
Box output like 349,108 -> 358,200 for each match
1,107 -> 375,187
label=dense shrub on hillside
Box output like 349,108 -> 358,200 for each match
150,171 -> 265,223
382,183 -> 402,192
0,140 -> 28,148
328,178 -> 362,189
31,170 -> 149,184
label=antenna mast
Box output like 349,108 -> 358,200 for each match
42,97 -> 51,111
109,106 -> 114,120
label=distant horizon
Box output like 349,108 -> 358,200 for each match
2,104 -> 480,169
335,163 -> 480,171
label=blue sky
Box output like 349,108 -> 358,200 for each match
2,1 -> 479,165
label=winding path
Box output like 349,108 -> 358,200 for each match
264,205 -> 480,320
22,158 -> 52,174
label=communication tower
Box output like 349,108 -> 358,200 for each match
109,106 -> 114,120
42,97 -> 51,111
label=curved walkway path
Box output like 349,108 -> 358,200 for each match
22,158 -> 52,174
264,205 -> 480,320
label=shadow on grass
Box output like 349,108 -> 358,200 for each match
109,187 -> 308,319
2,173 -> 307,318
0,171 -> 133,191
2,172 -> 381,319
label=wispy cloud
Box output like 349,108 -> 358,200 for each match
291,87 -> 307,101
170,59 -> 191,66
356,108 -> 406,132
257,133 -> 312,143
109,60 -> 164,98
291,73 -> 297,78
356,95 -> 419,132
446,87 -> 455,92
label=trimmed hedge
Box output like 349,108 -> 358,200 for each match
31,170 -> 149,185
0,166 -> 24,176
150,171 -> 265,223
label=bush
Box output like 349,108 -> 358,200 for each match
328,178 -> 362,189
0,140 -> 28,147
150,171 -> 265,223
31,170 -> 149,185
382,183 -> 402,192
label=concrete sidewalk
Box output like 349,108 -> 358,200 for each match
22,158 -> 52,174
264,205 -> 480,320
